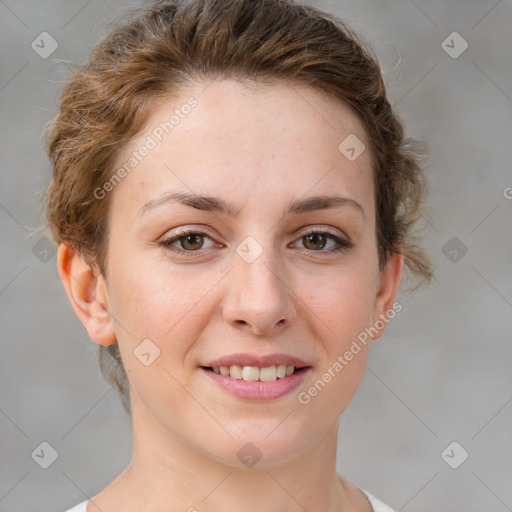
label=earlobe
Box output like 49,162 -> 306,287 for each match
57,242 -> 117,346
370,249 -> 404,341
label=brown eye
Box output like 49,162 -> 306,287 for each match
180,233 -> 205,250
302,232 -> 328,250
160,230 -> 217,255
294,230 -> 354,254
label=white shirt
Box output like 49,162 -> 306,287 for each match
62,489 -> 396,511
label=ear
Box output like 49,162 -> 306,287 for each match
57,242 -> 116,346
370,249 -> 404,341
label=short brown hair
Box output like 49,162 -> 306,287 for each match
43,0 -> 434,410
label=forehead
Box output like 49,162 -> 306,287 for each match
110,79 -> 374,220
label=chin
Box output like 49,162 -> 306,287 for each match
200,420 -> 314,469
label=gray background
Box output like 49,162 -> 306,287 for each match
1,0 -> 511,510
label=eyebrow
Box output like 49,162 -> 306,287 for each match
139,191 -> 365,220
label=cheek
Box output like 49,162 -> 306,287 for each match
107,255 -> 219,371
296,274 -> 374,417
108,262 -> 210,408
111,253 -> 190,327
302,266 -> 376,343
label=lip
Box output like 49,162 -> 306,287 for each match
201,366 -> 312,401
203,353 -> 311,368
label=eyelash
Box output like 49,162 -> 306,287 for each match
159,228 -> 354,257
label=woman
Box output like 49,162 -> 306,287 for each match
44,0 -> 433,510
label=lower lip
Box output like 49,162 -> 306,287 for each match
200,367 -> 311,401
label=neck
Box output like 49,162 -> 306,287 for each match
99,396 -> 361,512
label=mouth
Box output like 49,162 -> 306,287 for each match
201,364 -> 309,382
200,364 -> 312,401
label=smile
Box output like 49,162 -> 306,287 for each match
208,364 -> 297,381
201,365 -> 311,401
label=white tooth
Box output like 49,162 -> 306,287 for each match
286,365 -> 295,376
220,366 -> 230,376
229,365 -> 243,379
212,367 -> 220,374
242,366 -> 260,381
259,365 -> 277,382
276,364 -> 287,378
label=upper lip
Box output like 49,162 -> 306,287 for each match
203,353 -> 311,369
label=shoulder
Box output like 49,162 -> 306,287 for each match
61,500 -> 89,512
360,489 -> 396,512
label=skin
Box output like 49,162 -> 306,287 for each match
58,78 -> 403,512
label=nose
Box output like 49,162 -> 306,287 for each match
221,241 -> 297,336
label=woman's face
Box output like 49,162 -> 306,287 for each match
98,79 -> 401,467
